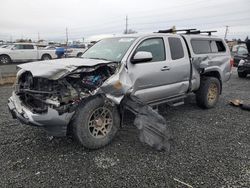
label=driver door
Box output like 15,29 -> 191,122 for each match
127,36 -> 190,104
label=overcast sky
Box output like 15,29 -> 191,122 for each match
0,0 -> 249,42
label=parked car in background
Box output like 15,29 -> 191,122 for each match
237,40 -> 250,78
55,47 -> 66,58
231,44 -> 248,67
65,44 -> 87,57
43,45 -> 57,50
0,43 -> 57,64
0,45 -> 8,48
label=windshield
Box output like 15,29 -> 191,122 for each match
82,37 -> 136,62
6,45 -> 14,49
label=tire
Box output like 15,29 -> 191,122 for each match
71,96 -> 120,149
0,55 -> 11,64
77,53 -> 83,57
196,77 -> 220,109
41,54 -> 52,60
238,72 -> 247,78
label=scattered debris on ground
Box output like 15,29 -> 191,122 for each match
229,99 -> 250,111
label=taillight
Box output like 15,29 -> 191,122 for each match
230,58 -> 234,70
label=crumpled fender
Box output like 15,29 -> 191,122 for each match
96,63 -> 133,104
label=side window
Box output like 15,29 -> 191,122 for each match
210,41 -> 218,53
215,41 -> 226,52
168,37 -> 184,60
23,45 -> 34,49
191,40 -> 211,54
14,44 -> 24,49
135,38 -> 165,62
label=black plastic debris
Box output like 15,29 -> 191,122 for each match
122,95 -> 172,151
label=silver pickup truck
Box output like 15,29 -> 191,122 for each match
8,30 -> 232,149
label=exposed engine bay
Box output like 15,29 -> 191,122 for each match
15,63 -> 118,115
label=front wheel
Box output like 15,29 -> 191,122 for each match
0,55 -> 11,64
71,96 -> 120,149
196,77 -> 220,109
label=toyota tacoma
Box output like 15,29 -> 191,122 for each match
8,29 -> 232,149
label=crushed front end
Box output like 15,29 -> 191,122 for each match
8,62 -> 118,136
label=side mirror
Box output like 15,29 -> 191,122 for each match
131,51 -> 153,64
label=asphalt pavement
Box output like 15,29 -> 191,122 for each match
0,64 -> 18,76
0,69 -> 250,187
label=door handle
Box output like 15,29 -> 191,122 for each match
161,66 -> 171,71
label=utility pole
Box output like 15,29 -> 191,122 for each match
125,15 -> 128,34
37,32 -> 40,42
224,25 -> 229,39
66,27 -> 69,46
65,27 -> 69,58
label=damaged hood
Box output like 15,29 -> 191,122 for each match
18,58 -> 114,80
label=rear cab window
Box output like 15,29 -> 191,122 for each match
191,39 -> 226,54
23,45 -> 34,49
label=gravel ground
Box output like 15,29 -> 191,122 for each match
0,69 -> 250,187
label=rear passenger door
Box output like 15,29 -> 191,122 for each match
10,44 -> 25,60
128,36 -> 190,104
164,37 -> 191,94
22,44 -> 37,60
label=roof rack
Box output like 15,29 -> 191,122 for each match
188,30 -> 217,36
157,28 -> 196,33
157,28 -> 217,36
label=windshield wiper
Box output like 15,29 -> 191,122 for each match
83,57 -> 120,63
88,57 -> 109,61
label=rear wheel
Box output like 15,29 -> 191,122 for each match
196,77 -> 220,109
71,96 -> 120,149
0,55 -> 11,64
41,54 -> 52,61
238,72 -> 247,78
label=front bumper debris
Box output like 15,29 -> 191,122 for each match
8,92 -> 75,136
121,95 -> 173,151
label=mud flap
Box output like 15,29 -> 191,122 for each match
122,95 -> 172,151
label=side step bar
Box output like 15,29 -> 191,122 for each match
148,94 -> 187,107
